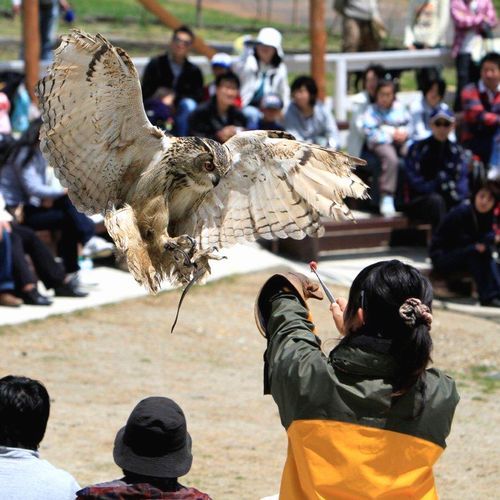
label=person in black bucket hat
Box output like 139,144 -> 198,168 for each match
76,397 -> 212,499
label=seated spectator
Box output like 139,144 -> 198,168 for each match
257,93 -> 285,131
0,120 -> 111,280
234,27 -> 290,129
0,190 -> 87,303
144,87 -> 175,133
460,51 -> 500,167
284,75 -> 339,148
188,72 -> 247,143
408,77 -> 455,145
404,108 -> 469,231
360,79 -> 410,216
430,179 -> 500,307
76,396 -> 211,499
0,195 -> 21,307
204,52 -> 236,102
0,375 -> 80,499
451,0 -> 497,111
11,223 -> 88,302
347,64 -> 386,157
141,25 -> 204,137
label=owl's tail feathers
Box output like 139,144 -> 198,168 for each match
104,205 -> 161,294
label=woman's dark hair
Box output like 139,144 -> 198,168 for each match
291,75 -> 318,107
422,77 -> 446,99
215,70 -> 241,89
5,118 -> 43,169
0,375 -> 50,450
173,25 -> 195,41
342,260 -> 433,394
253,46 -> 282,67
470,177 -> 500,204
362,64 -> 386,87
374,78 -> 397,99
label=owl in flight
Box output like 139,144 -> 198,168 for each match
37,30 -> 368,293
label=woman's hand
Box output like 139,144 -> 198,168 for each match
330,297 -> 347,335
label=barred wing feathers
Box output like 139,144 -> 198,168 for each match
36,29 -> 169,215
181,131 -> 368,248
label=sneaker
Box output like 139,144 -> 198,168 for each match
19,288 -> 53,306
54,275 -> 89,298
379,195 -> 396,217
0,292 -> 23,307
82,236 -> 114,259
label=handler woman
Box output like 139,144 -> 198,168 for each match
255,260 -> 459,499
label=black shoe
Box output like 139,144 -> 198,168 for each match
54,275 -> 89,298
480,298 -> 500,308
19,289 -> 53,306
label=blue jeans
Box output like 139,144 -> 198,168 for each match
433,248 -> 500,303
0,229 -> 14,292
40,1 -> 59,61
23,195 -> 95,274
174,98 -> 197,137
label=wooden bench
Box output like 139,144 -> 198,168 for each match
267,213 -> 432,262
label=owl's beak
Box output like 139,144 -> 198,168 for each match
211,173 -> 220,187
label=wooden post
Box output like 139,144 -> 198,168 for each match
136,0 -> 215,58
195,0 -> 203,28
23,0 -> 40,104
292,0 -> 299,26
309,0 -> 326,101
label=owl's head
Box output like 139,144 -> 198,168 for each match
178,137 -> 231,191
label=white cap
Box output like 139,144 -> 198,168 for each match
211,52 -> 232,69
256,27 -> 284,57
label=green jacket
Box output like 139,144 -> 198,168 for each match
266,294 -> 459,500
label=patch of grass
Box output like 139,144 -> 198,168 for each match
469,365 -> 500,394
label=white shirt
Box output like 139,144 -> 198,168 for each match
0,446 -> 80,500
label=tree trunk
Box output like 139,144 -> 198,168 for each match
309,0 -> 326,101
195,0 -> 203,28
23,0 -> 40,104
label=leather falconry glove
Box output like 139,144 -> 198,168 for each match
255,272 -> 323,337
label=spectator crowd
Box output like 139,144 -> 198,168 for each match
0,4 -> 499,311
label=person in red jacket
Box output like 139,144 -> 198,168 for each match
460,51 -> 500,166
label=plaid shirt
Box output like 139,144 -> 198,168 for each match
450,0 -> 498,57
460,80 -> 500,143
76,481 -> 212,500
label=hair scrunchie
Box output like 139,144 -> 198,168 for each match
399,298 -> 433,330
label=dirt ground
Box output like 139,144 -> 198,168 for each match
0,270 -> 499,499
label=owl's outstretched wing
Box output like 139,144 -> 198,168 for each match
36,29 -> 170,215
178,130 -> 368,248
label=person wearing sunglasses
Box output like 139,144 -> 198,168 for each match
403,107 -> 469,231
141,25 -> 204,137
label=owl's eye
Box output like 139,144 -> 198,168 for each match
204,161 -> 215,172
